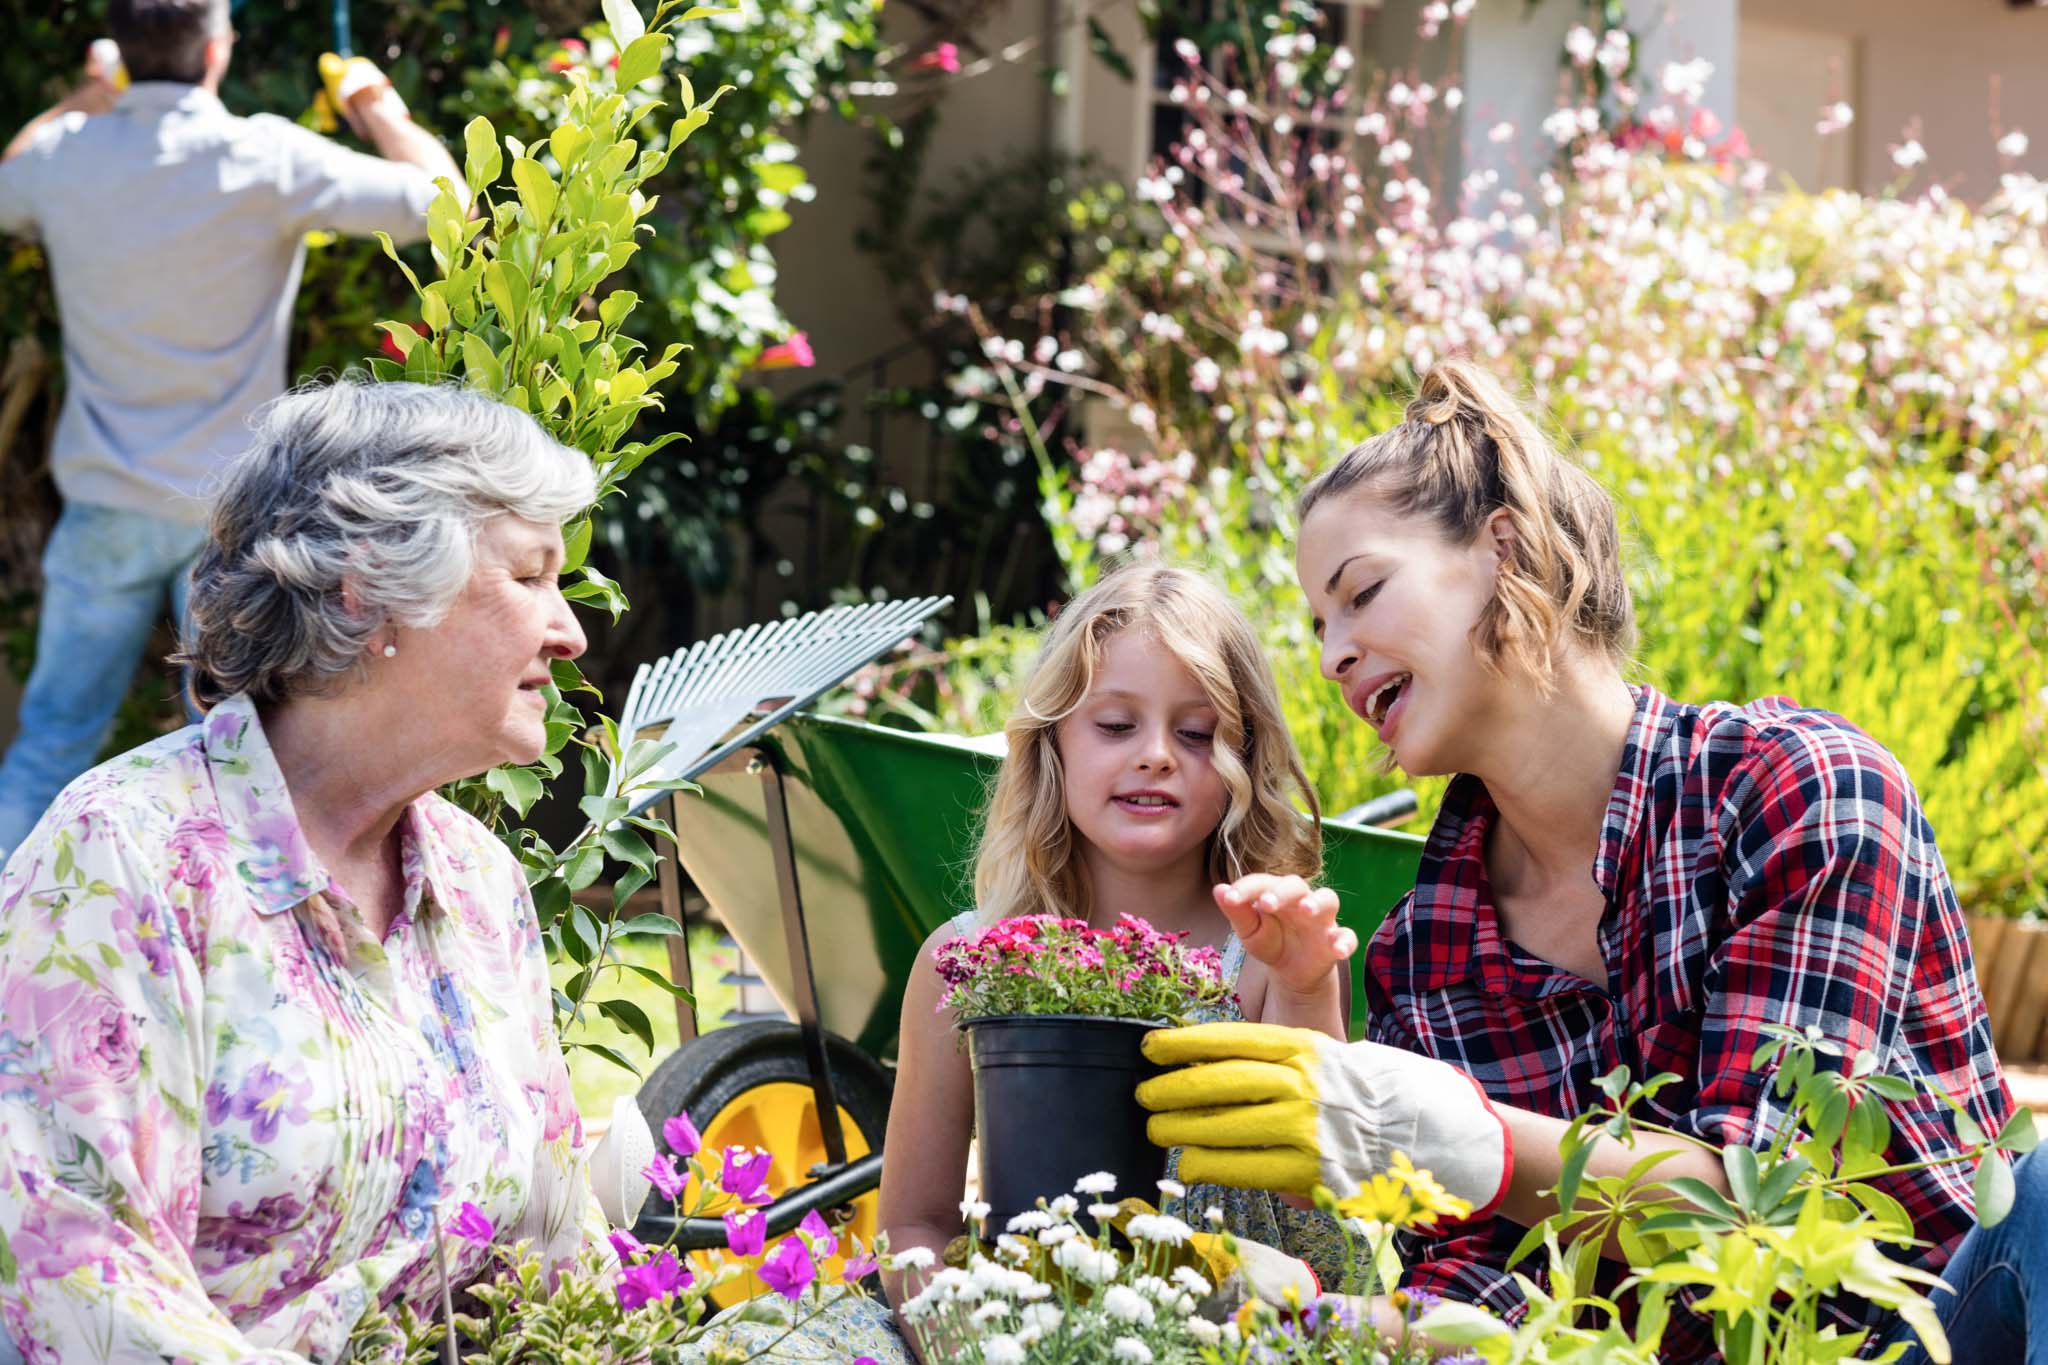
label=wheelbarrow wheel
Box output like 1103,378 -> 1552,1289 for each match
634,1021 -> 893,1307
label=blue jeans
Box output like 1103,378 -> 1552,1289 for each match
1879,1146 -> 2046,1363
0,502 -> 206,860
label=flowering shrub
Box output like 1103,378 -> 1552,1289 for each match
891,9 -> 2048,918
878,1028 -> 2035,1365
345,1117 -> 884,1361
934,914 -> 1234,1023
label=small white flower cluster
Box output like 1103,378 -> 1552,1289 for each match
887,1175 -> 1235,1365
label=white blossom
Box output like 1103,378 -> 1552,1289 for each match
1103,1285 -> 1155,1325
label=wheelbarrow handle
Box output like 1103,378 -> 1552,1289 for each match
1334,789 -> 1420,828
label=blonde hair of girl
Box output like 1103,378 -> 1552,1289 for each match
1298,357 -> 1634,692
972,562 -> 1322,925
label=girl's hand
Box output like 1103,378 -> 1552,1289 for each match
1214,874 -> 1357,997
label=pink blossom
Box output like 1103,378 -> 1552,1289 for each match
909,42 -> 961,74
616,1248 -> 690,1309
753,333 -> 815,371
448,1201 -> 494,1247
642,1152 -> 686,1201
758,1236 -> 816,1300
724,1208 -> 765,1256
719,1146 -> 774,1204
797,1208 -> 838,1259
663,1113 -> 701,1157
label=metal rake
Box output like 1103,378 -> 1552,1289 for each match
609,595 -> 954,816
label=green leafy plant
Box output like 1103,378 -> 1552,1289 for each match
364,0 -> 740,1071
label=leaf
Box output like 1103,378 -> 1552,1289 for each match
1722,1143 -> 1760,1212
597,997 -> 656,1054
561,515 -> 593,574
549,121 -> 594,174
755,161 -> 805,195
577,1042 -> 644,1078
484,764 -> 544,817
459,332 -> 503,390
1996,1108 -> 2039,1154
1554,1132 -> 1596,1214
1087,16 -> 1134,81
617,912 -> 687,938
1663,1176 -> 1741,1222
562,844 -> 606,893
1411,1301 -> 1511,1357
376,321 -> 419,359
510,157 -> 560,228
418,287 -> 451,334
603,0 -> 647,45
601,825 -> 657,874
627,963 -> 695,1001
670,3 -> 742,21
599,289 -> 640,330
463,116 -> 502,196
615,32 -> 667,90
1974,1150 -> 2015,1227
484,259 -> 530,330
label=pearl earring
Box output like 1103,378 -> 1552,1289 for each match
382,644 -> 397,658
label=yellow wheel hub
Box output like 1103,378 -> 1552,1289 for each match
685,1080 -> 878,1308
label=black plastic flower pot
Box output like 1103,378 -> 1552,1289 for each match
963,1013 -> 1166,1235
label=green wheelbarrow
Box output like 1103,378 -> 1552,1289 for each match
612,607 -> 1425,1301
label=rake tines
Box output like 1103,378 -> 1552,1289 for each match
610,595 -> 954,816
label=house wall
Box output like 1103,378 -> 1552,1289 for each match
1738,0 -> 2048,199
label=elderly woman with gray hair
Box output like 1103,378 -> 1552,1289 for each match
0,379 -> 608,1362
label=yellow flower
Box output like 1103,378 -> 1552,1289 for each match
1390,1151 -> 1472,1225
1334,1152 -> 1473,1230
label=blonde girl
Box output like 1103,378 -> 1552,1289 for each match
700,563 -> 1357,1364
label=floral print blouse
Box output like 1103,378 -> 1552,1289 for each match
0,695 -> 603,1363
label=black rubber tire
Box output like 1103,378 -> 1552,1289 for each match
631,1020 -> 894,1225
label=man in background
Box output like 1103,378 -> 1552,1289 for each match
0,0 -> 463,862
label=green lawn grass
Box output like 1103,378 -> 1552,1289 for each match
554,925 -> 739,1120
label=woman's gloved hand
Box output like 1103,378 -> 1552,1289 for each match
1136,1022 -> 1512,1219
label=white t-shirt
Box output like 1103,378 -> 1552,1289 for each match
0,82 -> 439,521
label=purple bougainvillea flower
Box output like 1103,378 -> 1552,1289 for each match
641,1152 -> 686,1201
719,1146 -> 773,1205
608,1227 -> 647,1263
447,1201 -> 494,1247
796,1208 -> 838,1260
615,1248 -> 691,1310
662,1113 -> 702,1158
758,1236 -> 816,1301
723,1208 -> 765,1257
841,1245 -> 880,1283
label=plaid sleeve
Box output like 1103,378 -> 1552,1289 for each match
1684,719 -> 1930,1150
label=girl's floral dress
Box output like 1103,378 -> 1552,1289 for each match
0,696 -> 605,1363
685,916 -> 1348,1362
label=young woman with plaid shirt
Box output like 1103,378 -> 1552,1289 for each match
1136,359 -> 2041,1362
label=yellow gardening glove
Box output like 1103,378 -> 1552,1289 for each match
316,53 -> 408,136
1137,1022 -> 1512,1218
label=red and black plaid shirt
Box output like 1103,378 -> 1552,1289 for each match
1364,686 -> 2012,1363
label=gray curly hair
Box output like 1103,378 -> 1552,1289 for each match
180,378 -> 597,707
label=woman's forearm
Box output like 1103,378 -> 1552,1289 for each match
1494,1102 -> 1729,1259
